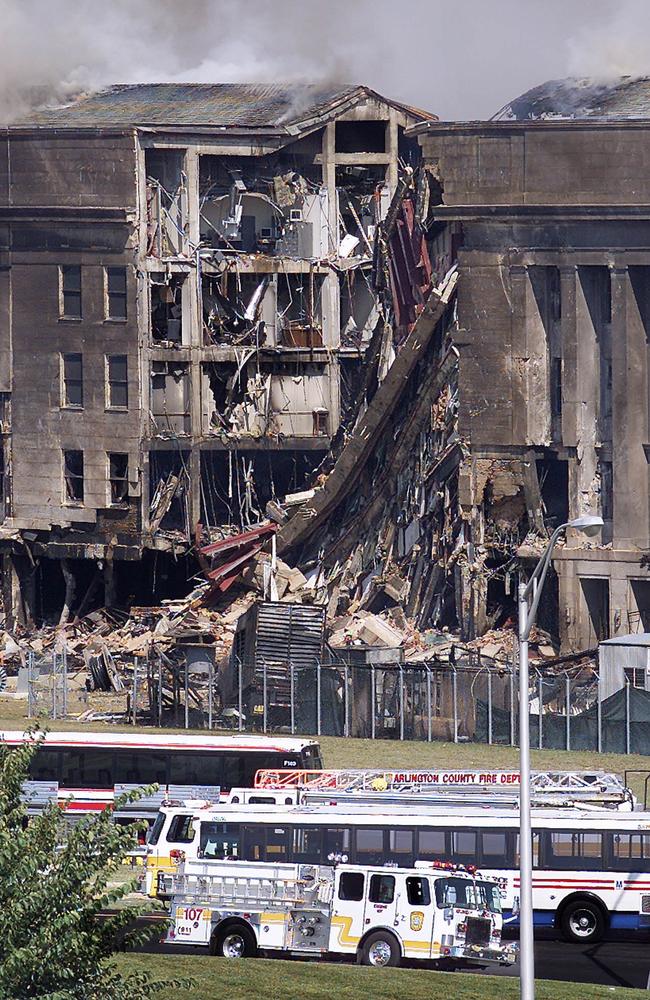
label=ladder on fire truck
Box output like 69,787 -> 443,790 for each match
253,768 -> 634,810
172,863 -> 333,908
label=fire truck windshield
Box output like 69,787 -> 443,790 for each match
434,877 -> 502,913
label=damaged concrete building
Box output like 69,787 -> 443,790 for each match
0,83 -> 432,624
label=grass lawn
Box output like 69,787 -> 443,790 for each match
3,695 -> 649,800
114,952 -> 648,1000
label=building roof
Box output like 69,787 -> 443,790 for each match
600,633 -> 650,647
493,76 -> 650,121
18,82 -> 436,131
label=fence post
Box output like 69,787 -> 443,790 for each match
538,672 -> 543,750
317,660 -> 322,737
27,653 -> 33,719
399,665 -> 405,741
208,657 -> 213,731
565,674 -> 571,751
263,660 -> 268,734
452,668 -> 458,744
132,657 -> 138,727
597,678 -> 602,752
426,668 -> 432,743
290,660 -> 295,736
371,665 -> 376,740
487,669 -> 493,745
238,657 -> 243,732
510,662 -> 516,747
344,664 -> 350,737
62,651 -> 68,718
184,658 -> 189,730
626,680 -> 631,754
158,657 -> 163,726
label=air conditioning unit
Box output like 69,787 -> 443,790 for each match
289,208 -> 303,223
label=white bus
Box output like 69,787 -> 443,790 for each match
3,730 -> 322,822
148,800 -> 650,942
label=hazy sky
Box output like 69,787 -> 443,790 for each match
1,0 -> 648,121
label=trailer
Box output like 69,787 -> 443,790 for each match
166,859 -> 517,968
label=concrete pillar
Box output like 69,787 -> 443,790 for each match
572,267 -> 601,527
386,109 -> 399,195
509,265 -> 529,444
610,266 -> 649,548
322,122 -> 337,254
560,265 -> 578,449
523,269 -> 551,445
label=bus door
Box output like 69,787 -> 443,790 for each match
331,869 -> 368,953
394,873 -> 435,959
363,872 -> 399,933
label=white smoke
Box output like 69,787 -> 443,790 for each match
0,0 -> 645,124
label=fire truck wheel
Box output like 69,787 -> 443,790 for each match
213,922 -> 257,959
559,898 -> 605,943
359,931 -> 401,968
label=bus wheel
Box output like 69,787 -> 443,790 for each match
560,899 -> 605,943
359,931 -> 401,968
214,922 -> 257,959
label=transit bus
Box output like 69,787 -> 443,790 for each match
2,730 -> 322,820
147,800 -> 650,942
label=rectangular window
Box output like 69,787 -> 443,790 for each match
417,828 -> 447,859
545,831 -> 603,869
199,822 -> 241,860
167,814 -> 195,844
451,830 -> 477,863
388,828 -> 414,861
406,876 -> 431,907
369,874 -> 395,904
481,830 -> 511,867
60,265 -> 81,319
611,832 -> 650,871
323,827 -> 351,861
106,266 -> 127,320
354,828 -> 384,863
266,826 -> 289,858
108,453 -> 128,505
106,355 -> 128,409
515,832 -> 540,868
338,871 -> 364,902
293,826 -> 323,863
63,450 -> 84,503
61,353 -> 83,408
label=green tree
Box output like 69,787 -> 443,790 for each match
0,731 -> 188,999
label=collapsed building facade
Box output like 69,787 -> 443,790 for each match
0,83 -> 432,624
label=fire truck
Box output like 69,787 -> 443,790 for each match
166,858 -> 517,968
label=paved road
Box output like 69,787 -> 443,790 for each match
136,921 -> 650,989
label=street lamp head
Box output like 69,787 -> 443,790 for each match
567,514 -> 604,538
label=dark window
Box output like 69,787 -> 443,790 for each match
112,749 -> 168,786
293,826 -> 323,863
63,450 -> 84,503
107,355 -> 128,408
481,830 -> 512,867
106,267 -> 127,320
324,826 -> 351,861
369,874 -> 395,904
168,752 -> 222,787
222,754 -> 246,789
147,812 -> 165,846
451,830 -> 477,863
302,745 -> 323,768
60,265 -> 81,319
543,831 -> 603,870
167,814 -> 195,844
387,828 -> 414,863
199,822 -> 241,860
108,453 -> 128,505
611,832 -> 650,871
354,828 -> 384,863
338,871 -> 364,901
515,831 -> 540,868
62,353 -> 83,407
28,748 -> 61,782
551,357 -> 563,419
417,828 -> 447,859
435,876 -> 501,913
406,876 -> 431,907
243,825 -> 265,862
266,826 -> 289,859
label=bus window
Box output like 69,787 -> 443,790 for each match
417,828 -> 447,859
222,755 -> 245,790
451,830 -> 476,865
242,753 -> 293,786
515,832 -> 540,868
611,832 -> 650,871
302,744 -> 323,769
338,872 -> 364,901
199,822 -> 241,860
169,753 -> 221,787
354,828 -> 384,864
28,748 -> 61,783
243,825 -> 265,861
266,826 -> 289,859
113,748 -> 168,786
60,748 -> 88,787
387,829 -> 414,863
369,874 -> 395,904
480,830 -> 511,867
167,814 -> 195,844
293,826 -> 323,863
406,876 -> 431,906
545,831 -> 603,870
324,827 -> 351,860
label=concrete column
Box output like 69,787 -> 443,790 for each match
509,265 -> 528,444
386,109 -> 399,195
184,148 -> 200,248
572,267 -> 601,529
322,122 -> 337,254
611,266 -> 650,548
523,269 -> 551,445
560,265 -> 578,448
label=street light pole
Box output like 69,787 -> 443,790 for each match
517,514 -> 603,1000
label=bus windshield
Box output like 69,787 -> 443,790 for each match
434,877 -> 501,913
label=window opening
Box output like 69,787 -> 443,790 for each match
63,450 -> 84,503
106,267 -> 127,320
107,355 -> 128,409
108,453 -> 128,505
60,265 -> 81,319
338,871 -> 364,901
62,353 -> 83,408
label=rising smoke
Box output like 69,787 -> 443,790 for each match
0,0 -> 646,124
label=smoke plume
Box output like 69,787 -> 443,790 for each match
0,0 -> 648,124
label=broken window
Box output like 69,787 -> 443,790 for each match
580,577 -> 610,643
629,579 -> 650,633
335,121 -> 386,153
277,273 -> 324,347
202,272 -> 272,346
145,148 -> 187,258
151,362 -> 190,434
108,452 -> 129,505
63,450 -> 84,503
149,451 -> 189,534
61,353 -> 83,408
151,273 -> 184,344
59,265 -> 81,319
551,357 -> 562,420
106,355 -> 128,409
105,266 -> 127,320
